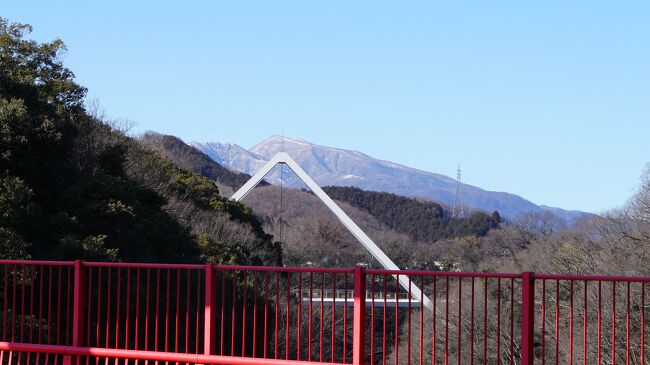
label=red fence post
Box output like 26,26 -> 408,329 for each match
353,265 -> 367,365
64,260 -> 85,365
521,272 -> 535,365
204,263 -> 216,356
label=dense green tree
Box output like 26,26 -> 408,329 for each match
490,210 -> 502,225
0,18 -> 281,265
323,186 -> 499,242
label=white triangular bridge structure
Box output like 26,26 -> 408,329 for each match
231,152 -> 433,310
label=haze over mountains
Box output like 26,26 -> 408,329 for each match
191,136 -> 589,222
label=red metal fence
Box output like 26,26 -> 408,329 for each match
0,260 -> 648,365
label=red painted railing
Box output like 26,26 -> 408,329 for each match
0,260 -> 648,364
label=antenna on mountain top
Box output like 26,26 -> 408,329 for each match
452,163 -> 465,219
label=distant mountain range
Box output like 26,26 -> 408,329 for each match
191,135 -> 590,222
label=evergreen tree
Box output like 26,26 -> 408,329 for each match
0,18 -> 281,265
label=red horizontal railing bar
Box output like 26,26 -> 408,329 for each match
366,268 -> 523,278
84,262 -> 205,269
536,273 -> 650,282
215,265 -> 354,274
0,341 -> 344,365
367,269 -> 650,282
64,261 -> 356,272
0,261 -> 353,272
0,260 -> 74,266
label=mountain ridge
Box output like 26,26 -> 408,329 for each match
191,135 -> 590,222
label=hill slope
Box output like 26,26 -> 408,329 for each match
140,132 -> 263,189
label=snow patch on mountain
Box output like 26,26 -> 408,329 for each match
342,174 -> 364,180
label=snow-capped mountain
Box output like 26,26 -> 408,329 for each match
191,136 -> 589,222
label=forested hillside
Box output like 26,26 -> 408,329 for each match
0,19 -> 280,265
323,186 -> 501,242
140,132 -> 261,190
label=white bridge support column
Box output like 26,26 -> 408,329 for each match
231,152 -> 433,310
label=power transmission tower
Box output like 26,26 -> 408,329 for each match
452,163 -> 465,219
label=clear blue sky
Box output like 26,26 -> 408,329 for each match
5,1 -> 649,213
